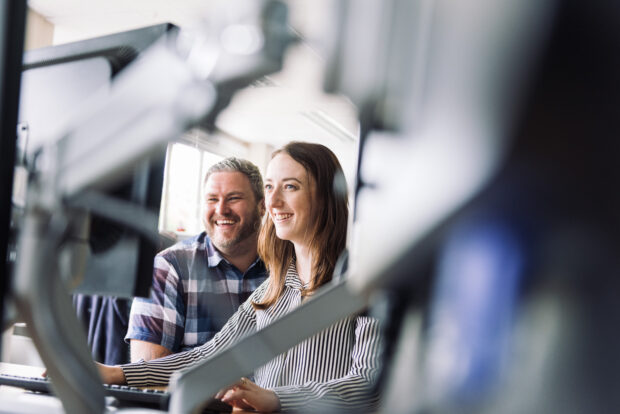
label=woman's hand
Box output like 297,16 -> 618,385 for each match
96,362 -> 126,385
215,377 -> 280,412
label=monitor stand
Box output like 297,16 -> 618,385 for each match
11,205 -> 106,413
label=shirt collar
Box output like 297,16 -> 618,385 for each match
203,233 -> 226,268
203,233 -> 263,272
284,260 -> 306,290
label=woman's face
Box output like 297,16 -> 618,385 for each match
264,153 -> 316,247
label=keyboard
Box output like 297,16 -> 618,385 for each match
0,373 -> 232,412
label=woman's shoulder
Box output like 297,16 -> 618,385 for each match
352,311 -> 381,329
248,277 -> 271,302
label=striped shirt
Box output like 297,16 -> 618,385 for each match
125,232 -> 267,353
122,262 -> 382,411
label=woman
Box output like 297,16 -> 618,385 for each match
100,142 -> 382,412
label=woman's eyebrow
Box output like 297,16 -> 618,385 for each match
264,177 -> 304,184
281,177 -> 303,183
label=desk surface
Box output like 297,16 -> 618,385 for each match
0,362 -> 68,414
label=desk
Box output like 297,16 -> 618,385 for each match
0,363 -> 65,414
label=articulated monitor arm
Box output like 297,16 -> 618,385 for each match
10,2 -> 293,413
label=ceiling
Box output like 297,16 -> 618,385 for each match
26,0 -> 359,154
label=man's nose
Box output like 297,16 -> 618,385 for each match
215,200 -> 229,214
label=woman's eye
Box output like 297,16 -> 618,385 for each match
285,184 -> 297,190
265,184 -> 273,190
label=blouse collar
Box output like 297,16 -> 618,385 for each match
284,260 -> 308,290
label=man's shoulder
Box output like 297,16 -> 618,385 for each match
248,256 -> 268,278
158,232 -> 207,257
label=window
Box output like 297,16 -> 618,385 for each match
159,142 -> 223,238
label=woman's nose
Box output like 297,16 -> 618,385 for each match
267,188 -> 283,208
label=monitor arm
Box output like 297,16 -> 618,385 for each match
10,2 -> 292,413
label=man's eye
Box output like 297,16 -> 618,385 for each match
284,184 -> 297,190
229,197 -> 241,201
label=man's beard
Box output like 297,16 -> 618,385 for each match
208,207 -> 261,250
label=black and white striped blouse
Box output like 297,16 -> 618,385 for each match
121,262 -> 383,411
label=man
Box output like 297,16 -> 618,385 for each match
125,157 -> 268,362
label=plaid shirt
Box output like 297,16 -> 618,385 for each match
125,232 -> 267,353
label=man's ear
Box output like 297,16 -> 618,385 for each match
259,198 -> 266,216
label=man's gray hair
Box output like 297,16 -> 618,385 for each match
204,157 -> 264,201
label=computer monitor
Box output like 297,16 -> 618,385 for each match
0,2 -> 27,353
14,23 -> 177,299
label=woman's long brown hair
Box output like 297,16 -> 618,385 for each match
253,142 -> 349,309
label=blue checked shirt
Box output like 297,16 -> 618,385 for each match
125,232 -> 267,353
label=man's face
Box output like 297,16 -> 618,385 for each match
203,171 -> 262,251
